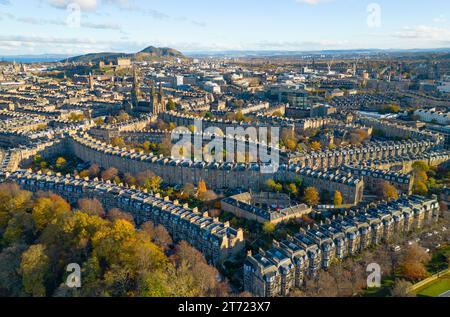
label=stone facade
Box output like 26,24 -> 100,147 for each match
244,195 -> 440,297
221,192 -> 312,224
340,165 -> 414,195
68,133 -> 364,204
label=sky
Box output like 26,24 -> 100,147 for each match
0,0 -> 449,56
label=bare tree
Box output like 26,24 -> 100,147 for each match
101,167 -> 118,181
107,208 -> 134,225
78,198 -> 105,217
391,279 -> 414,297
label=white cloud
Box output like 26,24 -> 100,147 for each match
295,0 -> 332,5
433,15 -> 447,23
47,0 -> 129,11
393,25 -> 450,40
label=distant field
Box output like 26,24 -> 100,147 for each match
416,274 -> 450,297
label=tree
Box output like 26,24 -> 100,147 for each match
78,198 -> 105,217
166,99 -> 176,111
0,244 -> 28,296
304,187 -> 319,206
180,183 -> 196,199
285,139 -> 297,152
262,222 -> 276,234
111,137 -> 126,148
124,173 -> 136,186
334,191 -> 343,207
412,161 -> 430,173
136,170 -> 155,187
198,180 -> 207,195
116,111 -> 130,123
88,164 -> 100,177
391,279 -> 414,297
399,244 -> 431,281
55,157 -> 67,170
172,241 -> 224,296
141,222 -> 173,251
401,262 -> 429,281
20,244 -> 50,297
32,195 -> 71,231
288,183 -> 298,196
266,179 -> 282,192
101,167 -> 118,181
380,181 -> 399,201
198,190 -> 218,202
310,141 -> 321,151
144,176 -> 162,193
414,181 -> 428,196
107,208 -> 134,225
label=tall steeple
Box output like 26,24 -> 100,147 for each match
131,66 -> 142,107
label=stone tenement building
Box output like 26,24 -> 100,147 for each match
286,140 -> 440,169
1,139 -> 68,172
68,133 -> 364,204
363,150 -> 450,173
159,111 -> 294,136
357,116 -> 445,145
340,165 -> 414,195
159,111 -> 334,136
1,170 -> 245,265
88,114 -> 156,141
221,192 -> 312,224
244,195 -> 441,297
276,166 -> 364,205
95,128 -> 282,164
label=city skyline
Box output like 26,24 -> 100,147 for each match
0,0 -> 449,56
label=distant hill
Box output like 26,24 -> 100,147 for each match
0,54 -> 70,63
66,46 -> 186,63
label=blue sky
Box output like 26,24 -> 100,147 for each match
0,0 -> 449,55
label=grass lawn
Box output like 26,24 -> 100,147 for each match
416,275 -> 450,297
363,277 -> 395,297
427,245 -> 450,274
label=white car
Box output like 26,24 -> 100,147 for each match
391,245 -> 401,252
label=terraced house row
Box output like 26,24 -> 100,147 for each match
357,116 -> 445,144
0,170 -> 245,265
244,195 -> 440,297
69,133 -> 364,204
159,111 -> 334,135
287,139 -> 440,168
339,164 -> 414,195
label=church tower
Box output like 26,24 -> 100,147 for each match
158,83 -> 166,114
88,73 -> 94,91
131,66 -> 142,107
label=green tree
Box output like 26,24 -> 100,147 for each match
334,191 -> 343,207
262,222 -> 276,234
55,157 -> 67,170
166,99 -> 176,111
145,176 -> 162,193
304,187 -> 319,206
20,244 -> 50,297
